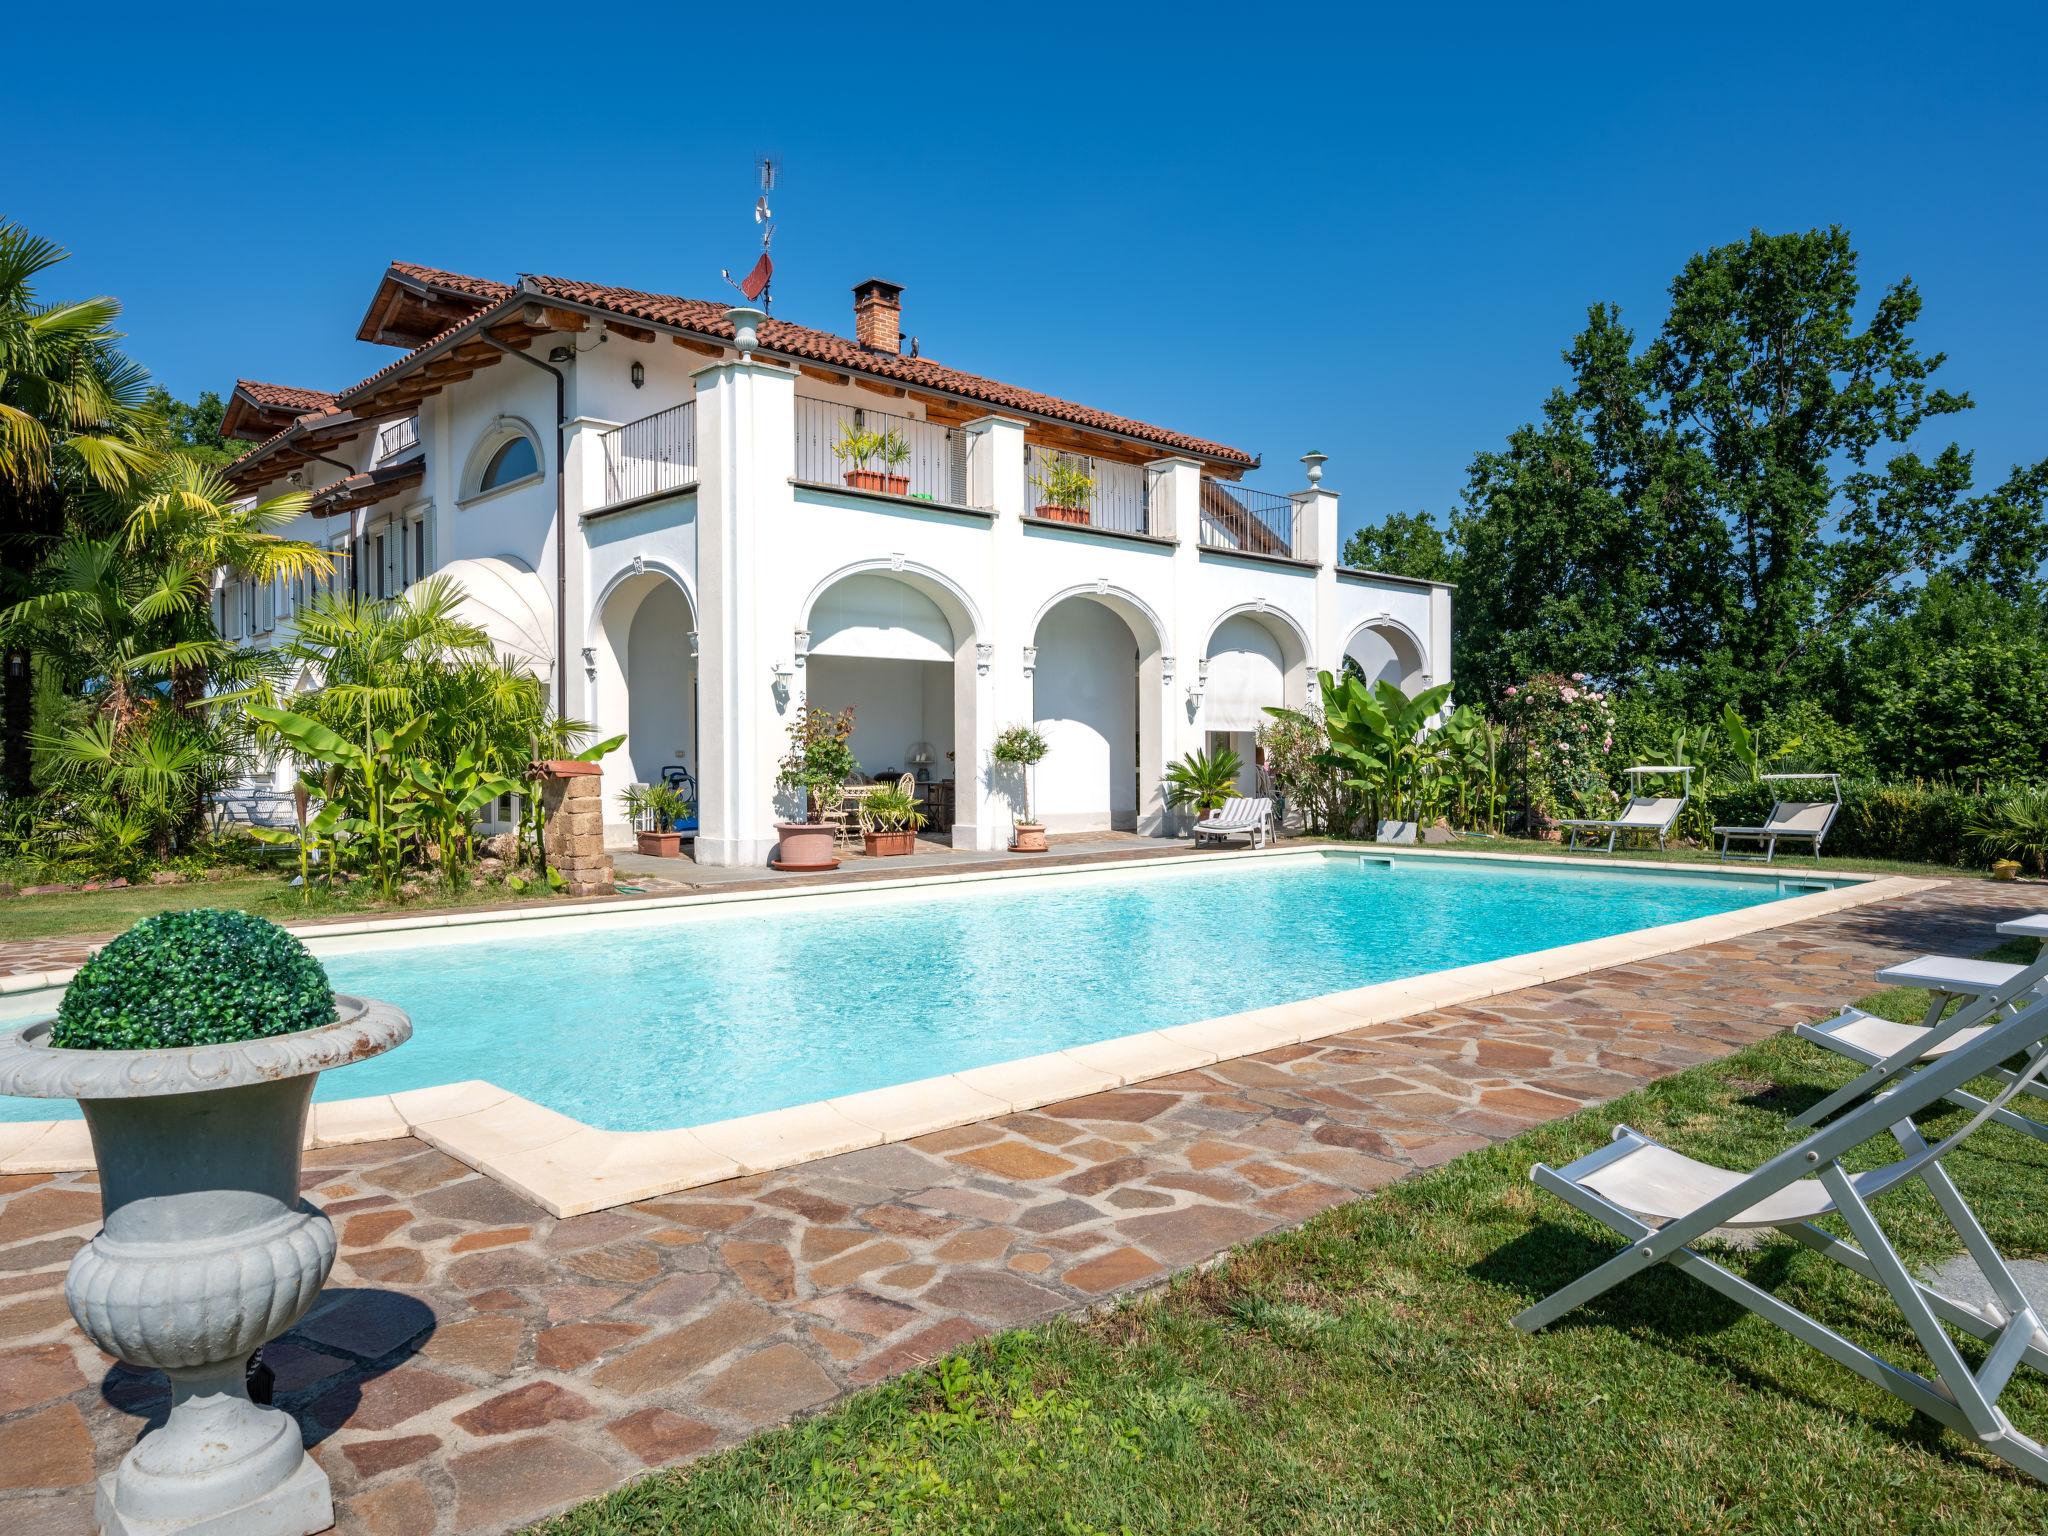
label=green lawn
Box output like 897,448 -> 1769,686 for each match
536,945 -> 2048,1535
0,871 -> 570,945
1407,831 -> 1998,883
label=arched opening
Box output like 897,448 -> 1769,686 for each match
1344,620 -> 1428,694
1030,590 -> 1165,835
593,569 -> 699,847
801,569 -> 980,846
1202,609 -> 1308,797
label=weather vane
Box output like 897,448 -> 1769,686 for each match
721,156 -> 778,311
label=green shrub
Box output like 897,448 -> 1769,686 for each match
52,908 -> 337,1051
1830,781 -> 1981,867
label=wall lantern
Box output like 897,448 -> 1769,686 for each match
630,360 -> 645,389
770,659 -> 793,687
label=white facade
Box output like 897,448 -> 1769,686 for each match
224,277 -> 1453,865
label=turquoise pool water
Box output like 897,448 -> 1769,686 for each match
4,855 -> 1822,1132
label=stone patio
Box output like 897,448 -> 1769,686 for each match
0,879 -> 2029,1535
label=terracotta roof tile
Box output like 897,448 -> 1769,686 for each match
522,275 -> 1256,467
385,262 -> 515,303
234,379 -> 338,412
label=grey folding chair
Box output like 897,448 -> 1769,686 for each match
1795,941 -> 2048,1145
1516,992 -> 2048,1482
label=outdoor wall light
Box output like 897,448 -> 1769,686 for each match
770,660 -> 793,686
630,360 -> 645,389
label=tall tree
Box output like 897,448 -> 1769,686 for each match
1340,511 -> 1460,584
1442,227 -> 2046,717
0,222 -> 153,795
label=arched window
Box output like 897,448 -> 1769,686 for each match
478,435 -> 539,491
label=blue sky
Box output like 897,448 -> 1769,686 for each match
9,3 -> 2042,545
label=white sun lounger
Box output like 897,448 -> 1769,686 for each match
1714,774 -> 1841,863
1795,939 -> 2048,1145
1193,796 -> 1273,849
1517,990 -> 2048,1481
1556,766 -> 1693,853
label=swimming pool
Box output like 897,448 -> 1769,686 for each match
0,851 -> 1840,1132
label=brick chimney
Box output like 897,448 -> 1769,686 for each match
852,278 -> 903,354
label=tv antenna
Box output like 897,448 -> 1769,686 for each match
721,156 -> 778,311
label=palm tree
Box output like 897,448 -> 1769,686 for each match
0,222 -> 154,794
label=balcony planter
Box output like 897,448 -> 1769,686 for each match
0,996 -> 411,1536
636,829 -> 684,858
772,821 -> 839,871
843,469 -> 890,493
1010,822 -> 1049,853
1035,503 -> 1090,526
863,828 -> 917,857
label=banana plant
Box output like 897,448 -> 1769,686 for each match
1316,670 -> 1454,824
248,702 -> 430,901
401,748 -> 520,888
1720,703 -> 1802,785
248,776 -> 344,904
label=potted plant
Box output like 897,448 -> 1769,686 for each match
773,705 -> 859,870
877,428 -> 912,495
0,908 -> 410,1536
622,782 -> 691,857
833,422 -> 887,492
861,784 -> 926,856
1031,454 -> 1094,525
1164,745 -> 1244,834
992,723 -> 1051,851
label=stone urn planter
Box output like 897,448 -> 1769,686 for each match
772,821 -> 839,871
0,997 -> 411,1536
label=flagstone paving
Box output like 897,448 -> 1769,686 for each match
0,879 -> 2029,1535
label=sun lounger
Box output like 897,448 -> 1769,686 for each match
1516,989 -> 2048,1481
1714,774 -> 1841,863
1794,938 -> 2048,1145
1556,766 -> 1694,853
1193,796 -> 1273,849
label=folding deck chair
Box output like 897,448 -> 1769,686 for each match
1515,991 -> 2048,1481
1714,773 -> 1841,863
1796,931 -> 2048,1146
1193,796 -> 1274,849
1556,766 -> 1693,853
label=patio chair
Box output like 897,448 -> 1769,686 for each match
1555,766 -> 1693,852
1714,774 -> 1840,863
1193,796 -> 1273,849
1515,990 -> 2048,1481
1793,938 -> 2048,1146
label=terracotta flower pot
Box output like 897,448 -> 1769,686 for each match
843,470 -> 889,492
636,830 -> 683,858
884,473 -> 910,496
1010,822 -> 1049,853
772,821 -> 839,871
863,829 -> 917,857
1036,503 -> 1090,526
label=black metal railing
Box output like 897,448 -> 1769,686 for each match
1199,479 -> 1300,557
793,398 -> 979,506
1023,447 -> 1157,533
373,416 -> 419,464
601,401 -> 697,506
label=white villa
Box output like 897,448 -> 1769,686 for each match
218,263 -> 1452,865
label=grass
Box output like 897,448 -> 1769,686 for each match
534,944 -> 2048,1535
1413,831 -> 2000,883
0,871 -> 567,945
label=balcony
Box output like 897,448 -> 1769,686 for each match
373,416 -> 419,464
793,398 -> 982,507
600,401 -> 697,507
1199,479 -> 1302,559
1023,447 -> 1158,536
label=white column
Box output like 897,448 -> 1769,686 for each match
1428,582 -> 1454,694
969,415 -> 1027,851
1294,484 -> 1342,675
692,356 -> 796,866
1153,457 -> 1207,834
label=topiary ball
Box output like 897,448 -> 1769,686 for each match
52,908 -> 338,1051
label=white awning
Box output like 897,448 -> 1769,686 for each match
433,556 -> 554,680
808,573 -> 954,663
1205,615 -> 1287,731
